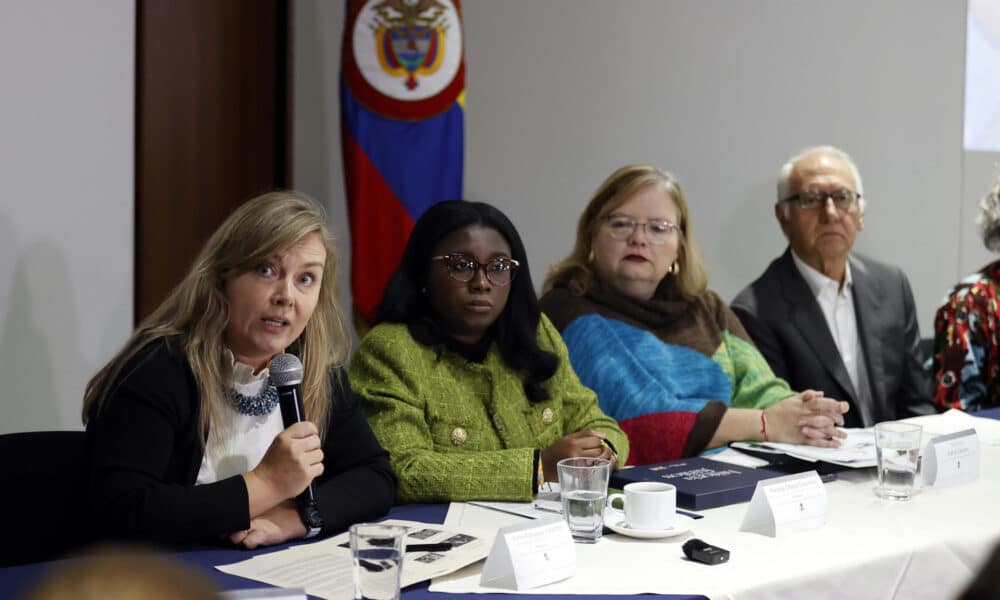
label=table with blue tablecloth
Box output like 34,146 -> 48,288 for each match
6,408 -> 1000,599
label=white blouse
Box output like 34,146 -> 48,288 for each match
195,350 -> 285,485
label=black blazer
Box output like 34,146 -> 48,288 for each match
85,338 -> 397,546
731,248 -> 935,428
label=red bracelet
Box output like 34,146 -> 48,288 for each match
760,411 -> 769,442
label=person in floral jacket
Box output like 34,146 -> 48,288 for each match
931,180 -> 1000,411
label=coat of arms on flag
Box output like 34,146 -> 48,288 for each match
341,0 -> 465,328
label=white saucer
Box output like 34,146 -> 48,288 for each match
604,512 -> 696,539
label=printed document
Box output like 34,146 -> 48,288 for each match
733,428 -> 876,467
216,519 -> 492,599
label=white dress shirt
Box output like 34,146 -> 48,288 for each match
791,251 -> 875,425
196,350 -> 284,485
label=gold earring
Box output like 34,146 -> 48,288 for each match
669,261 -> 679,275
587,249 -> 595,263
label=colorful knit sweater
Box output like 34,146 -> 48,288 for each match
539,279 -> 795,465
931,260 -> 1000,411
350,316 -> 629,503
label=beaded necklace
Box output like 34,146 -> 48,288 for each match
226,379 -> 279,416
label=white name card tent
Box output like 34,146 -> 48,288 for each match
480,518 -> 575,590
923,428 -> 980,488
739,471 -> 827,537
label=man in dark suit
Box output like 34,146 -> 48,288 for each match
731,146 -> 934,428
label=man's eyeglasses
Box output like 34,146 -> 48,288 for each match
431,253 -> 520,286
781,188 -> 861,211
604,215 -> 679,245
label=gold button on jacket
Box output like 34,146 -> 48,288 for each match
352,316 -> 629,503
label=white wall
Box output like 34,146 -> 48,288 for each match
294,0 -> 354,324
0,1 -> 981,431
0,1 -> 135,434
295,0 -> 979,340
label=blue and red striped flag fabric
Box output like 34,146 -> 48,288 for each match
340,0 -> 465,327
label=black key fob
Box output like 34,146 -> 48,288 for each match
683,538 -> 730,565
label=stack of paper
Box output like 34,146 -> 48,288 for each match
732,428 -> 876,468
468,490 -> 563,520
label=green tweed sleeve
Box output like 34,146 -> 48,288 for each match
350,325 -> 537,503
714,330 -> 796,409
537,316 -> 630,465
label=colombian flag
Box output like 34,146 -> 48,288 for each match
341,0 -> 465,327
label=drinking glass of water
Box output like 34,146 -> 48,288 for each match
874,421 -> 923,501
350,523 -> 406,600
556,457 -> 611,543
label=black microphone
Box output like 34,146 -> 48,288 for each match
269,353 -> 323,538
682,538 -> 730,565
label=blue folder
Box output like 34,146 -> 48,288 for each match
611,456 -> 836,511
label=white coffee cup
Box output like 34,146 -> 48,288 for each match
607,482 -> 676,530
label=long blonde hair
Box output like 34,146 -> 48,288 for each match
23,549 -> 218,600
82,191 -> 349,440
545,165 -> 708,301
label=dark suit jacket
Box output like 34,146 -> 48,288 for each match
731,248 -> 934,428
86,338 -> 397,546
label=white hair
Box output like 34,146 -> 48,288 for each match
978,180 -> 1000,252
776,145 -> 866,218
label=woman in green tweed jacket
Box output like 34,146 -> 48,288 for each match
351,200 -> 628,503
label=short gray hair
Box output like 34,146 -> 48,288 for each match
776,145 -> 866,218
978,180 -> 1000,252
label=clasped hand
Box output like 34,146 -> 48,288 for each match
765,390 -> 850,448
540,429 -> 617,482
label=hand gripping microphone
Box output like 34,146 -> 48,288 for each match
269,353 -> 324,538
